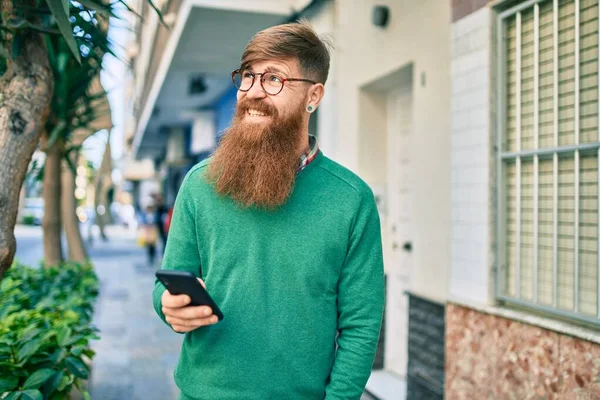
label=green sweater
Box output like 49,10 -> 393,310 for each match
152,150 -> 385,400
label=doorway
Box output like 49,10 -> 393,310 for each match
358,64 -> 414,378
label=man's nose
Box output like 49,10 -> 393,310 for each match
245,78 -> 267,100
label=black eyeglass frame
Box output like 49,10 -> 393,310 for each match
231,68 -> 318,96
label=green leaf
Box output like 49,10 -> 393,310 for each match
23,368 -> 55,389
19,327 -> 43,343
63,153 -> 77,176
28,24 -> 61,35
40,329 -> 56,343
44,0 -> 81,64
0,376 -> 19,392
55,326 -> 71,347
0,304 -> 19,321
46,119 -> 66,149
117,0 -> 143,20
65,356 -> 88,379
43,370 -> 64,396
145,0 -> 168,27
69,345 -> 85,357
56,375 -> 70,391
4,392 -> 22,400
17,340 -> 42,364
7,17 -> 28,29
0,342 -> 12,354
83,391 -> 91,400
21,390 -> 43,400
77,0 -> 119,18
49,348 -> 67,364
60,0 -> 69,15
82,348 -> 95,358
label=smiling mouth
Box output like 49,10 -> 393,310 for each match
247,109 -> 269,117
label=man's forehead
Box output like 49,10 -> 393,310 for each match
246,59 -> 298,74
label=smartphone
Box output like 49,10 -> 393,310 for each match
156,270 -> 224,320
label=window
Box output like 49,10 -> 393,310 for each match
496,0 -> 600,326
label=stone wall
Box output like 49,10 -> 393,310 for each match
446,304 -> 600,399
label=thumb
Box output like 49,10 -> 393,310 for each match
197,278 -> 206,289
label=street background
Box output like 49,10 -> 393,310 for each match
14,225 -> 183,400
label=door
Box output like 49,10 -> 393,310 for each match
384,85 -> 413,377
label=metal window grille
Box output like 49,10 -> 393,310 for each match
496,0 -> 600,326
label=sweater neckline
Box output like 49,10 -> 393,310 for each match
297,148 -> 323,178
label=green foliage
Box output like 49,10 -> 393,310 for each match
2,0 -> 163,63
45,0 -> 81,63
21,216 -> 37,226
0,262 -> 99,400
44,3 -> 112,150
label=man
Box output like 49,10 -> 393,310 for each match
153,19 -> 385,400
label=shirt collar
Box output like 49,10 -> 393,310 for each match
297,135 -> 319,173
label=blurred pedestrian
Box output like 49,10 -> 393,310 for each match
140,205 -> 158,266
153,19 -> 384,400
151,193 -> 168,254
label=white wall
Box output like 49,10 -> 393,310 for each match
332,0 -> 452,302
308,1 -> 337,157
134,0 -> 159,108
449,7 -> 494,305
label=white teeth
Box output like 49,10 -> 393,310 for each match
248,109 -> 266,117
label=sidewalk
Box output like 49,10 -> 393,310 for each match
89,226 -> 183,400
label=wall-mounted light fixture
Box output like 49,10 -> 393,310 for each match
372,5 -> 390,28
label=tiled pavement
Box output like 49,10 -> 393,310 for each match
87,226 -> 183,400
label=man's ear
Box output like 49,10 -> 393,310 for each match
308,83 -> 325,109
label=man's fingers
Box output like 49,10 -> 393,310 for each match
163,305 -> 213,319
161,290 -> 191,308
166,315 -> 219,329
198,278 -> 206,289
171,325 -> 195,333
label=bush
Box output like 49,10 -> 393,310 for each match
21,216 -> 37,226
0,262 -> 99,400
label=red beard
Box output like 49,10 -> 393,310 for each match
205,98 -> 304,210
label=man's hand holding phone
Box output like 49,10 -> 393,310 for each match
161,278 -> 219,333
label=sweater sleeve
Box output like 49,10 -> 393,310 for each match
325,190 -> 385,399
152,170 -> 202,330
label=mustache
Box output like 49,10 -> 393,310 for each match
236,99 -> 278,117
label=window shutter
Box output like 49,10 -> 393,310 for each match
538,158 -> 555,305
499,0 -> 600,324
580,0 -> 599,144
579,154 -> 598,315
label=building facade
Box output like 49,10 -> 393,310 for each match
447,0 -> 600,398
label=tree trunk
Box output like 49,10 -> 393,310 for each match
62,154 -> 87,262
42,136 -> 64,266
0,0 -> 54,278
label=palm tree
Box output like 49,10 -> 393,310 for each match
0,0 -> 162,277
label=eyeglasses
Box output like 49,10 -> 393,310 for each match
231,68 -> 317,96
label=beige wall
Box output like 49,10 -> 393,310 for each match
331,0 -> 452,302
307,1 -> 338,157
